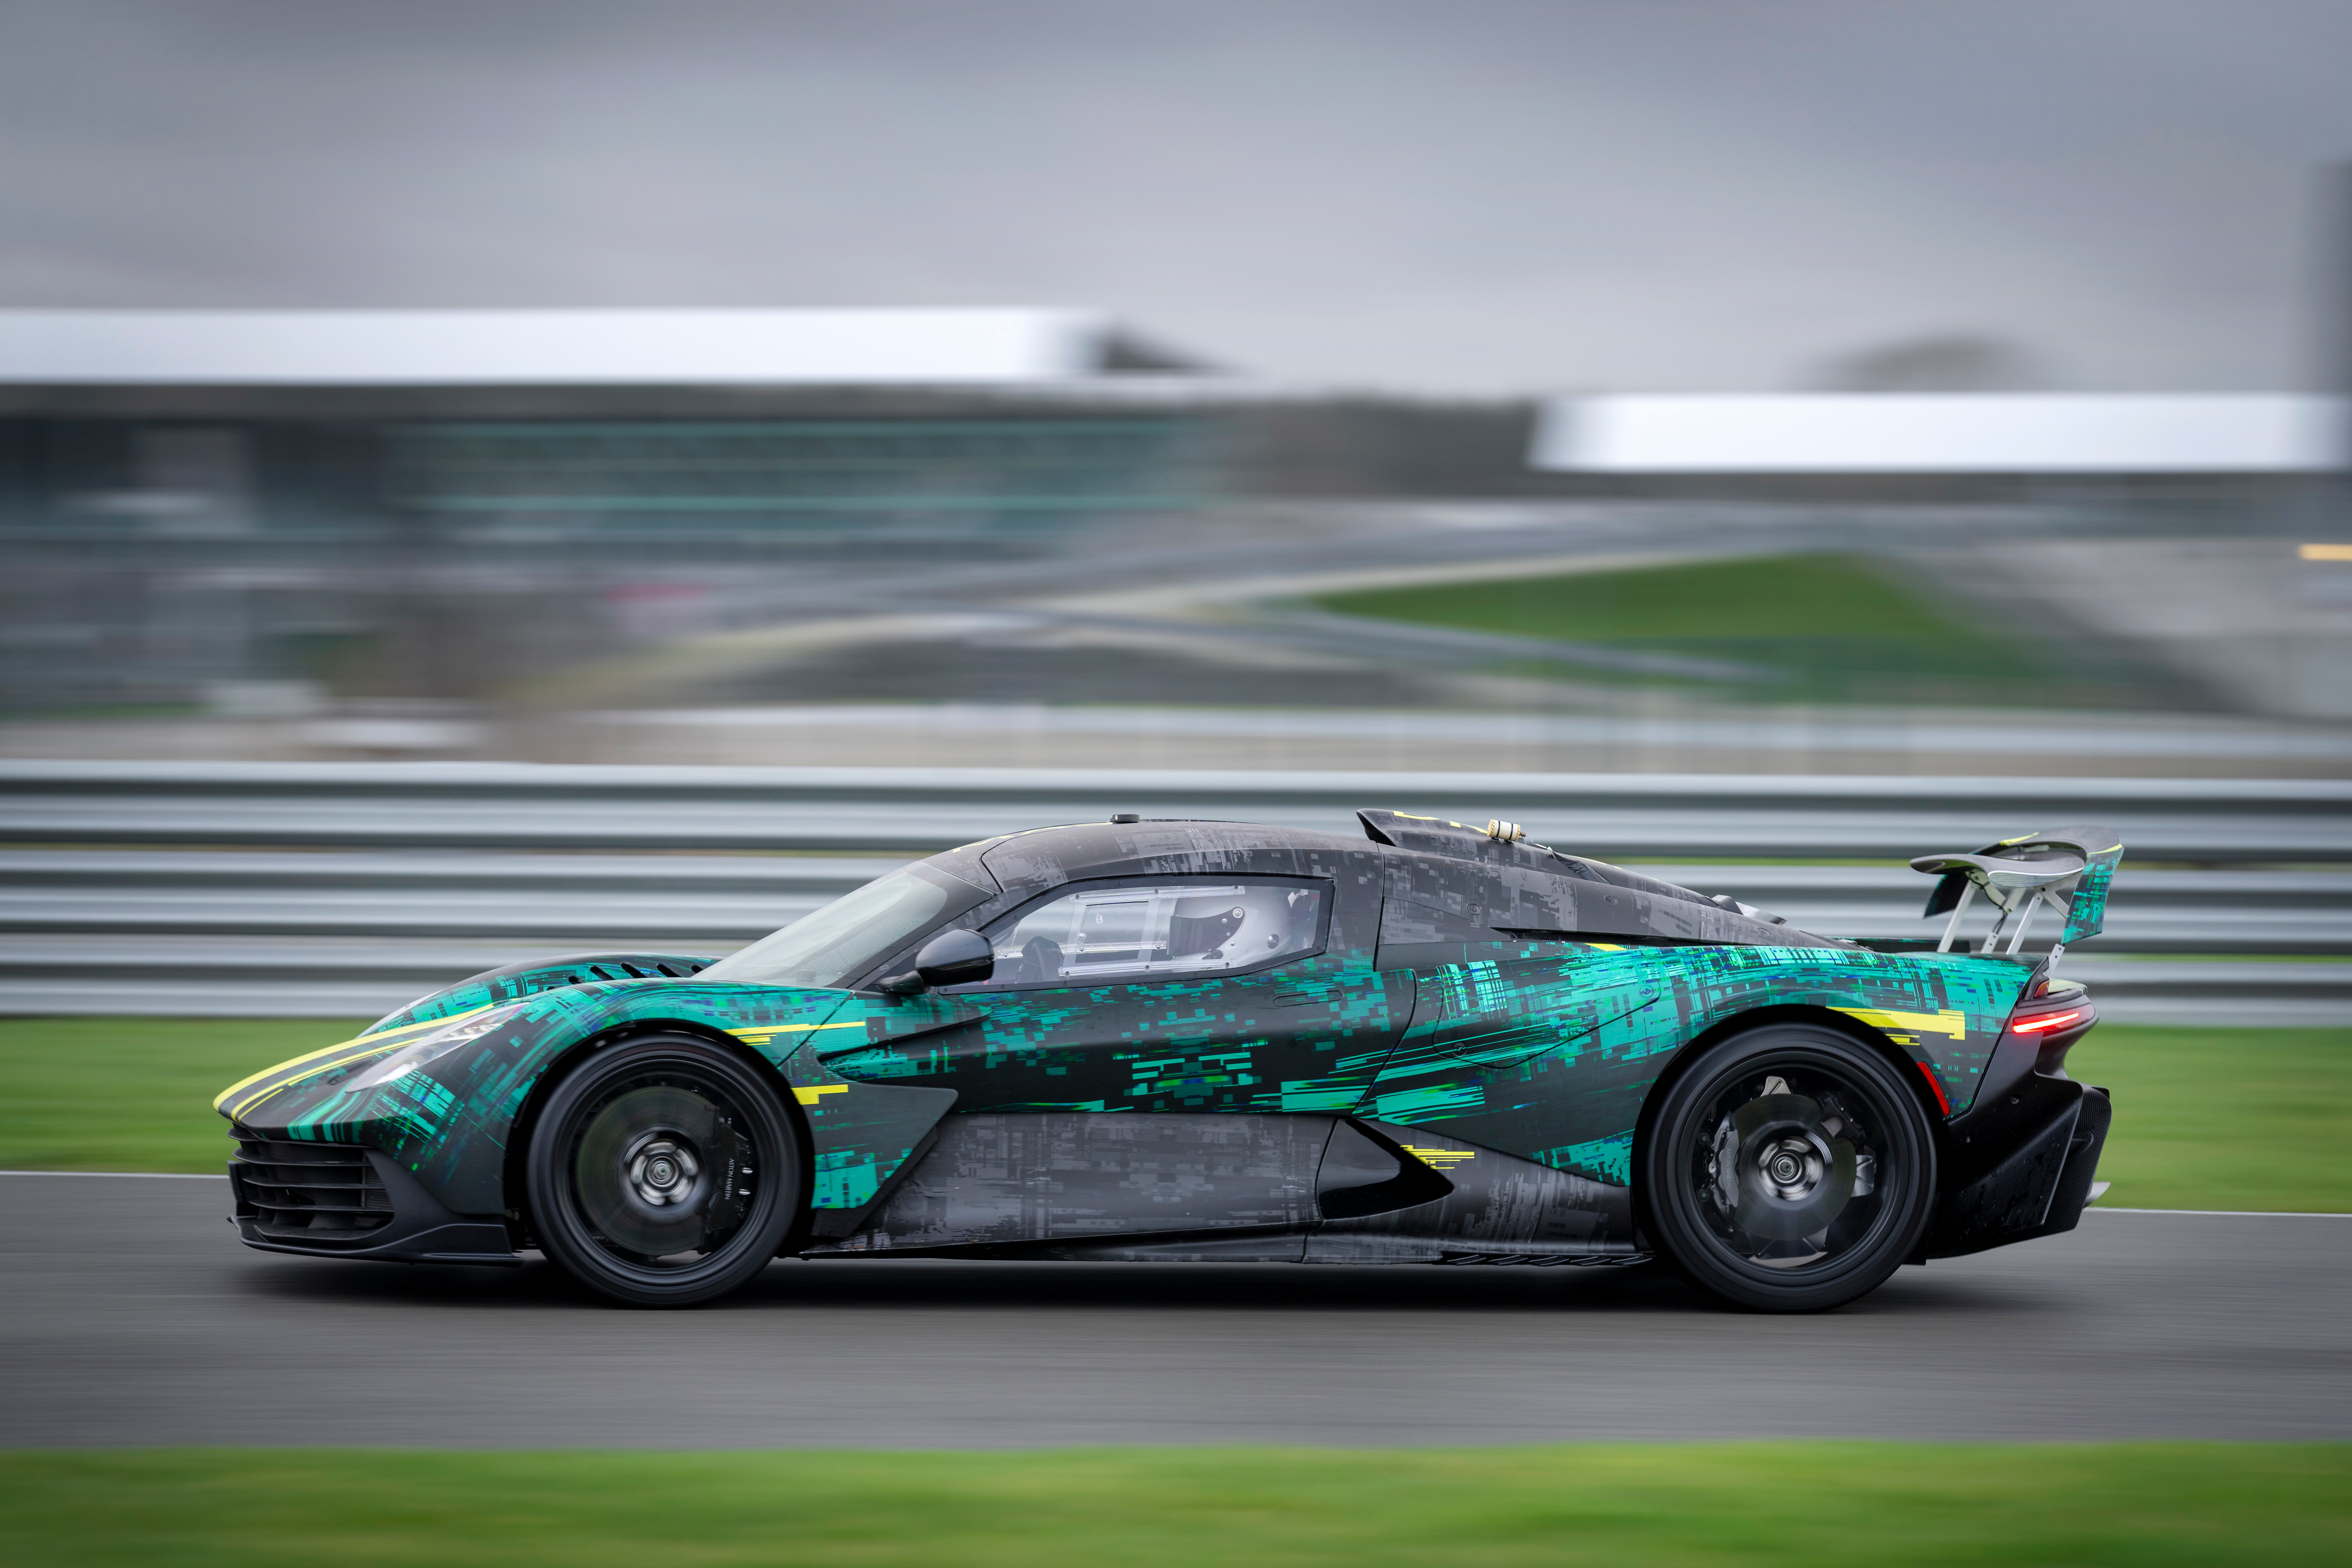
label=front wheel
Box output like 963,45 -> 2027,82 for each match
525,1033 -> 802,1306
1640,1023 -> 1937,1312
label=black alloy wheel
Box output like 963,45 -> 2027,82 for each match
525,1034 -> 802,1307
1639,1023 -> 1937,1312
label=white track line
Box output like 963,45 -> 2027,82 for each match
2088,1205 -> 2351,1217
0,1169 -> 226,1179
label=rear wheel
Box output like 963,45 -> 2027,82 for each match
525,1034 -> 801,1307
1640,1023 -> 1936,1312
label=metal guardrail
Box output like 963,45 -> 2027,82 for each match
1,762 -> 2343,1022
1,760 -> 2347,860
8,764 -> 2345,905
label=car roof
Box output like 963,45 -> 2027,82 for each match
974,819 -> 1374,902
947,813 -> 1838,951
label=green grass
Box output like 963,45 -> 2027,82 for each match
1331,553 -> 1951,643
0,1445 -> 2344,1566
0,1019 -> 2345,1212
2065,1026 -> 2352,1211
0,1017 -> 367,1172
1312,553 -> 2128,705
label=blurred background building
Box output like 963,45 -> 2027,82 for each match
2,304 -> 2345,776
0,308 -> 1230,712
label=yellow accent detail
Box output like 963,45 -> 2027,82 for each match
1400,1144 -> 1479,1169
1585,942 -> 1628,952
794,1084 -> 851,1104
2300,542 -> 2352,561
1834,1006 -> 1968,1039
209,1006 -> 499,1113
732,1018 -> 867,1044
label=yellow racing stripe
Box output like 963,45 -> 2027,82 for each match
209,1004 -> 498,1114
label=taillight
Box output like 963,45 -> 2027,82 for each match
2008,982 -> 2098,1068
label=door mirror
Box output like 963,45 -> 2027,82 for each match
913,927 -> 994,989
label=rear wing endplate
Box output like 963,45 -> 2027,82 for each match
1911,824 -> 2123,966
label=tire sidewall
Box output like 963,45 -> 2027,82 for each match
1640,1022 -> 1937,1313
525,1032 -> 802,1307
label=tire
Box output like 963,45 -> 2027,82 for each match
525,1033 -> 802,1307
1639,1022 -> 1937,1313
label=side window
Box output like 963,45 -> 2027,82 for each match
982,881 -> 1327,987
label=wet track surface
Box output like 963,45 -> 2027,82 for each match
4,1174 -> 2347,1447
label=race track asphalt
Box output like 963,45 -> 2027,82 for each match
4,1173 -> 2346,1447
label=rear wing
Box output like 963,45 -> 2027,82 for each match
1911,824 -> 2123,966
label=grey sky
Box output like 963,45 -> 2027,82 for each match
3,0 -> 2347,392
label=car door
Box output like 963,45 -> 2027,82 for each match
827,874 -> 1403,1116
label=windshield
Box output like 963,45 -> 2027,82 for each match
700,865 -> 988,990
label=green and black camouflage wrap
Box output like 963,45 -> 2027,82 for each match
212,810 -> 2061,1267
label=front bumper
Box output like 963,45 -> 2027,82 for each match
228,1131 -> 518,1267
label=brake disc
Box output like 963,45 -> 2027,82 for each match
1727,1091 -> 1858,1242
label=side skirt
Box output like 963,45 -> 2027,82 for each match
1306,1121 -> 1646,1265
805,1223 -> 1310,1264
801,1112 -> 1646,1266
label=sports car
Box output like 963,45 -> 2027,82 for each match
214,809 -> 2119,1311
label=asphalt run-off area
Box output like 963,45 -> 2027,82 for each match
4,1172 -> 2345,1448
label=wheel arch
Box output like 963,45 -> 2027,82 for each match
499,1015 -> 817,1253
1628,1002 -> 1952,1225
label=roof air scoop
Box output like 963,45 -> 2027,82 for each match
1356,806 -> 1726,912
1356,808 -> 1530,853
1911,824 -> 2123,970
1709,893 -> 1788,926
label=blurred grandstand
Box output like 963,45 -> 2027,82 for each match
1,307 -> 2346,774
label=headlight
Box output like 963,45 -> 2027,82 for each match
342,1007 -> 523,1092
